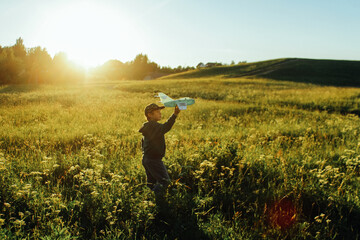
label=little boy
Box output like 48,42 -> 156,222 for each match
139,103 -> 180,195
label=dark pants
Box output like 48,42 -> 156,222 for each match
142,156 -> 170,194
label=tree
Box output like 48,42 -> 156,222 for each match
52,52 -> 85,84
13,37 -> 27,59
133,53 -> 149,66
130,54 -> 159,79
26,46 -> 52,83
0,47 -> 23,84
102,59 -> 124,80
0,38 -> 27,84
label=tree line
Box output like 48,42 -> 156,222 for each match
0,38 -> 85,84
90,54 -> 195,81
0,38 -> 195,84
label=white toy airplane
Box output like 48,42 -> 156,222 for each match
157,92 -> 195,110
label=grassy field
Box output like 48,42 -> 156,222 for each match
1,76 -> 360,239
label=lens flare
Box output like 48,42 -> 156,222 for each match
267,197 -> 297,230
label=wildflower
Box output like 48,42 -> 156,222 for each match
51,193 -> 61,198
43,156 -> 52,161
200,160 -> 215,169
35,176 -> 43,181
91,191 -> 99,197
69,165 -> 80,172
13,219 -> 26,227
111,174 -> 122,182
314,215 -> 323,223
4,203 -> 11,208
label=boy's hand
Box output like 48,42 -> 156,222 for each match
174,105 -> 181,116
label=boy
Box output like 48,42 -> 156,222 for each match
139,103 -> 180,195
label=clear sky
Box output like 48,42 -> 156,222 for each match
1,0 -> 359,68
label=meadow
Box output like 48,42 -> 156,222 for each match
1,76 -> 360,239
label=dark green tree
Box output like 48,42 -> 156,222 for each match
13,37 -> 27,59
26,46 -> 52,83
51,52 -> 85,84
101,59 -> 125,80
130,54 -> 159,79
0,47 -> 23,84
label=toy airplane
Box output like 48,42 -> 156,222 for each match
157,92 -> 195,110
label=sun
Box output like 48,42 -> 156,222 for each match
37,2 -> 142,68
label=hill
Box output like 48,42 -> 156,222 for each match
162,58 -> 360,86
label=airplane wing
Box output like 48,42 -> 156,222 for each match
176,102 -> 187,110
158,93 -> 176,107
183,98 -> 195,106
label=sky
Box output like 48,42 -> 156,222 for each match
1,0 -> 359,68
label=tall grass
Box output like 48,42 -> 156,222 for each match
0,78 -> 360,239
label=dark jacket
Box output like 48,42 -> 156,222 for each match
139,114 -> 177,159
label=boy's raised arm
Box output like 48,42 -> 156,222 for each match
160,106 -> 180,134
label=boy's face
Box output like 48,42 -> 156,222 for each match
147,109 -> 161,121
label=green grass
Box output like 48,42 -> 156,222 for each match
1,77 -> 360,239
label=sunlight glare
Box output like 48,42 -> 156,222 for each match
38,2 -> 142,68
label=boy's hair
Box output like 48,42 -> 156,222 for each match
144,103 -> 164,120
